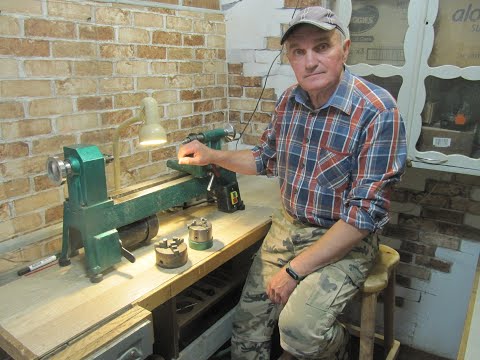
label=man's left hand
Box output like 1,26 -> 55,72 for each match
266,267 -> 298,305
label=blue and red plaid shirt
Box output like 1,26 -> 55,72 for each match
252,69 -> 407,232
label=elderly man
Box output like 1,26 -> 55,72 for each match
178,6 -> 407,360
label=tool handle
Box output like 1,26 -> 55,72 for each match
119,240 -> 136,263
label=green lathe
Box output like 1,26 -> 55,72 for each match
46,125 -> 244,283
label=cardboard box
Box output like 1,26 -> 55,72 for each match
429,0 -> 480,67
418,126 -> 475,156
347,0 -> 409,66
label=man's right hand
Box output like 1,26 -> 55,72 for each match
178,140 -> 214,166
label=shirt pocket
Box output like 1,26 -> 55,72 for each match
313,147 -> 352,192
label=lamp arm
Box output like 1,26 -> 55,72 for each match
113,115 -> 141,190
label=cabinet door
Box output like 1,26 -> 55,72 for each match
408,0 -> 480,175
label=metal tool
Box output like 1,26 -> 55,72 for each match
167,124 -> 245,213
187,217 -> 213,250
46,125 -> 244,283
155,237 -> 188,269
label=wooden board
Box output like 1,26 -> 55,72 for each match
0,175 -> 280,359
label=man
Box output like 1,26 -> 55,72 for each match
178,6 -> 407,360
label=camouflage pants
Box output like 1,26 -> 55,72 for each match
231,209 -> 378,360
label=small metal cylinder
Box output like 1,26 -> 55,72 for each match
187,218 -> 213,250
155,237 -> 188,269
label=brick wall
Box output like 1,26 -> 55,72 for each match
0,0 -> 225,272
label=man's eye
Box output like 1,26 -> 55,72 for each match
293,49 -> 304,56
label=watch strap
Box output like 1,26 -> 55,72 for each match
285,260 -> 305,281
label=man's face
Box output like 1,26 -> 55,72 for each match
286,24 -> 350,97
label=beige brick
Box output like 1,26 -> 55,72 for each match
152,90 -> 177,104
245,87 -> 276,100
193,19 -> 214,34
25,19 -> 75,39
0,203 -> 10,221
183,34 -> 204,46
152,31 -> 182,45
261,101 -> 275,112
53,41 -> 96,58
180,89 -> 201,101
137,45 -> 167,59
195,48 -> 216,60
230,99 -> 258,111
0,16 -> 20,35
55,78 -> 96,95
204,13 -> 224,22
32,135 -> 76,155
99,77 -> 134,93
151,62 -> 177,74
194,100 -> 213,113
29,98 -> 72,117
215,22 -> 226,35
1,0 -> 42,15
0,156 -> 47,179
205,111 -> 225,123
228,63 -> 243,74
118,28 -> 150,43
45,204 -> 63,224
204,87 -> 225,98
266,36 -> 282,50
0,59 -> 18,78
101,109 -> 133,126
134,13 -> 165,28
137,77 -> 168,90
0,220 -> 15,242
229,86 -> 242,97
167,103 -> 193,117
0,141 -> 29,159
75,61 -> 113,76
182,0 -> 220,9
1,80 -> 51,98
168,48 -> 193,60
230,75 -> 262,87
115,92 -> 149,108
151,146 -> 177,161
135,162 -> 167,180
0,102 -> 24,119
116,61 -> 148,75
77,96 -> 113,111
179,115 -> 202,129
101,44 -> 135,59
166,75 -> 193,89
217,73 -> 227,85
166,17 -> 192,32
56,113 -> 98,133
47,1 -> 92,20
121,152 -> 149,170
215,98 -> 227,109
1,119 -> 51,139
0,178 -> 30,201
13,213 -> 43,234
218,49 -> 226,60
179,62 -> 203,74
95,7 -> 130,25
176,10 -> 205,18
79,25 -> 114,41
207,35 -> 225,48
80,128 -> 116,145
204,60 -> 225,73
0,38 -> 49,57
25,60 -> 72,77
194,74 -> 215,86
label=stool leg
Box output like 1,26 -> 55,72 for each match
384,268 -> 396,357
360,292 -> 377,360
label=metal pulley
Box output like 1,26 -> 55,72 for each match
155,237 -> 188,269
188,218 -> 213,250
46,156 -> 72,185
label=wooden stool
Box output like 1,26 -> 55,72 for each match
349,244 -> 401,360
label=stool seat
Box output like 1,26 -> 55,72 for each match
363,244 -> 400,293
349,244 -> 401,360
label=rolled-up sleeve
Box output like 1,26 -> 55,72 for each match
341,108 -> 407,232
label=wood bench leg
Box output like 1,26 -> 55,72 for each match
384,268 -> 396,357
360,292 -> 377,360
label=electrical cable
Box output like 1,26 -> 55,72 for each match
234,0 -> 301,149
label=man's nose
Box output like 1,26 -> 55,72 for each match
304,50 -> 317,69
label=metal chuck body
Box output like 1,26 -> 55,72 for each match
155,237 -> 188,269
188,218 -> 213,250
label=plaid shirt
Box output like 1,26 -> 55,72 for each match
252,69 -> 407,232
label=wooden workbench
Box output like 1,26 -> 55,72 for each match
0,175 -> 281,360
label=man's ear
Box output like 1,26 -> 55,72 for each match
342,39 -> 351,62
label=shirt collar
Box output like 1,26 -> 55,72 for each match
291,68 -> 354,115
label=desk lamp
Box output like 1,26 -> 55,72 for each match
112,97 -> 167,190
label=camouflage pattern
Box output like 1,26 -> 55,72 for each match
231,209 -> 378,360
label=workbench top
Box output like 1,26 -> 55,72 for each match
0,175 -> 280,360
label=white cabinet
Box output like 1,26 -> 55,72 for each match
338,0 -> 480,175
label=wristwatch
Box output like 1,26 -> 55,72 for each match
285,260 -> 305,281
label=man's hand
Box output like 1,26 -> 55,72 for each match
266,267 -> 298,305
178,140 -> 213,166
